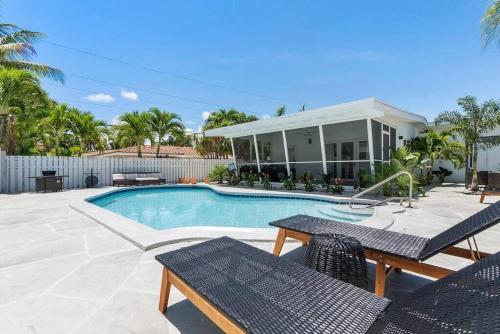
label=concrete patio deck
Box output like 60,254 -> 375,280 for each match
0,185 -> 498,334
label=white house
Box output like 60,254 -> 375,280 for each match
205,98 -> 428,184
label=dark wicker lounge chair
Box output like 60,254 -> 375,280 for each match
270,201 -> 500,296
155,237 -> 500,334
480,172 -> 500,203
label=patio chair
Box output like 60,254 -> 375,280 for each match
480,172 -> 500,203
156,237 -> 500,334
270,201 -> 500,296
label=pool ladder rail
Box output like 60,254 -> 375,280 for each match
348,171 -> 413,209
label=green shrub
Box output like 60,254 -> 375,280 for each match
281,173 -> 296,190
261,173 -> 272,190
224,170 -> 241,186
329,178 -> 344,194
244,171 -> 258,187
301,172 -> 317,192
209,164 -> 228,183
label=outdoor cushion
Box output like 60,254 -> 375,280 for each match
112,173 -> 125,180
135,177 -> 160,181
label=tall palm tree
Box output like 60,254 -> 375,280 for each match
276,105 -> 286,117
434,96 -> 500,191
482,1 -> 500,50
69,109 -> 108,154
147,107 -> 184,158
41,103 -> 74,156
0,69 -> 49,154
204,108 -> 257,130
116,111 -> 151,158
198,108 -> 257,158
0,23 -> 64,82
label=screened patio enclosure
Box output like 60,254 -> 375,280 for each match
230,120 -> 395,183
205,98 -> 427,185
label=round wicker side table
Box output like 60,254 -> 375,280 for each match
304,234 -> 368,289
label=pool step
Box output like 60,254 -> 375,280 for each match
317,206 -> 372,222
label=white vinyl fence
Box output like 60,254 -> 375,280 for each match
0,151 -> 231,193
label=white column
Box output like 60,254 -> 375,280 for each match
253,134 -> 261,173
282,130 -> 291,176
230,138 -> 237,170
366,119 -> 375,173
318,125 -> 327,174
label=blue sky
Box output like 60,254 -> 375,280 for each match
5,1 -> 500,131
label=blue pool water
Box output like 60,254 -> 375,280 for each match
89,187 -> 373,230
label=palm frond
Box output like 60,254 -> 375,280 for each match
0,60 -> 65,83
0,42 -> 36,59
482,0 -> 500,49
0,30 -> 44,45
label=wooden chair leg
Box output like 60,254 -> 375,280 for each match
480,192 -> 486,203
159,267 -> 171,313
273,228 -> 287,256
375,261 -> 387,297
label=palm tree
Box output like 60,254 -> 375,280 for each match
482,1 -> 500,50
147,107 -> 184,158
204,108 -> 257,130
410,129 -> 465,179
69,109 -> 108,154
276,105 -> 286,117
198,108 -> 257,158
0,69 -> 49,154
434,96 -> 500,191
116,111 -> 151,158
41,104 -> 73,156
0,23 -> 64,82
0,111 -> 16,154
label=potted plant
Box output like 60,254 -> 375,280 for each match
191,177 -> 197,184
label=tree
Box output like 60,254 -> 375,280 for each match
434,96 -> 500,191
166,131 -> 194,147
0,23 -> 64,82
116,111 -> 151,158
69,109 -> 108,155
41,103 -> 73,156
197,108 -> 258,158
147,107 -> 184,157
0,69 -> 49,154
276,105 -> 286,117
203,108 -> 257,130
410,129 -> 465,179
482,1 -> 500,50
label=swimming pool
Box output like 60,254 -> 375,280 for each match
88,187 -> 373,230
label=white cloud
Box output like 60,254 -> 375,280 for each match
85,93 -> 115,103
185,128 -> 194,133
202,111 -> 212,120
197,126 -> 203,132
261,114 -> 271,119
121,89 -> 138,101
